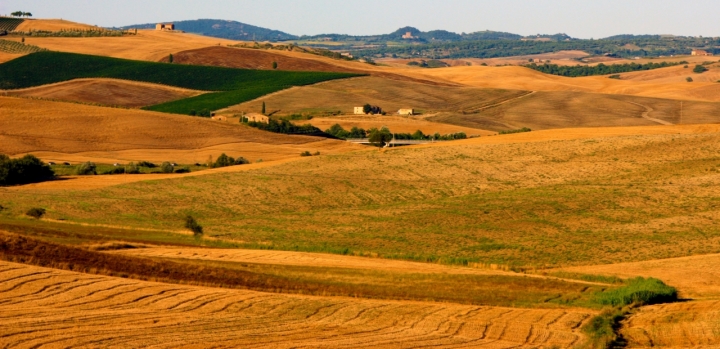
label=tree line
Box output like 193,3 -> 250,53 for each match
10,11 -> 32,18
0,154 -> 54,186
524,61 -> 686,77
324,124 -> 467,143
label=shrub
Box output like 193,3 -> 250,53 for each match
75,162 -> 97,175
101,167 -> 125,175
160,162 -> 174,173
499,127 -> 532,135
234,157 -> 250,165
174,167 -> 190,173
686,77 -> 694,82
124,162 -> 140,174
184,215 -> 203,237
272,61 -> 277,69
137,161 -> 156,168
595,277 -> 678,307
582,308 -> 627,349
693,65 -> 708,73
213,153 -> 235,168
0,154 -> 54,186
608,74 -> 621,79
300,151 -> 312,157
26,207 -> 46,219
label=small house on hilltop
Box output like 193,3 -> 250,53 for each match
156,23 -> 175,31
245,113 -> 269,123
398,109 -> 414,116
691,49 -> 713,56
354,107 -> 365,115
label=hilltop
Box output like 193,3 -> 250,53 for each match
117,19 -> 297,41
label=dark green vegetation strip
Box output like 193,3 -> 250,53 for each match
0,17 -> 24,31
0,154 -> 54,186
524,61 -> 686,77
0,51 -> 360,114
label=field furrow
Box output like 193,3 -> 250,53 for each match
0,261 -> 592,348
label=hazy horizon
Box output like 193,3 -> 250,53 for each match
2,0 -> 720,39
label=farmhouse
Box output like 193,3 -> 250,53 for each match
691,49 -> 713,56
156,23 -> 175,31
401,32 -> 417,40
398,109 -> 414,116
354,107 -> 365,115
245,113 -> 269,123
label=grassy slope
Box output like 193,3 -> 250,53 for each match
4,127 -> 720,268
0,51 -> 360,113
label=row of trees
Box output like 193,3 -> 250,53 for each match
524,61 -> 686,77
246,118 -> 323,135
0,154 -> 54,186
324,124 -> 467,143
10,11 -> 32,18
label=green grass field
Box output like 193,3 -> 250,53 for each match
3,130 -> 720,269
0,51 -> 360,114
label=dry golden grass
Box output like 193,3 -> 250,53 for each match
0,51 -> 24,64
4,78 -> 205,108
0,260 -> 594,348
555,254 -> 720,300
14,19 -> 97,32
0,97 -> 361,165
4,30 -> 242,61
621,301 -> 720,348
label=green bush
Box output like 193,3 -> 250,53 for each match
234,157 -> 250,165
0,154 -> 54,186
686,77 -> 694,82
499,127 -> 532,135
595,277 -> 678,307
174,167 -> 190,174
75,162 -> 97,175
693,65 -> 708,73
213,153 -> 235,168
160,162 -> 174,173
184,215 -> 203,237
101,167 -> 125,175
582,308 -> 627,349
300,151 -> 312,157
137,161 -> 156,168
26,207 -> 46,219
124,162 -> 140,174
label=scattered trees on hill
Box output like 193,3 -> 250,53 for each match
246,118 -> 323,135
524,61 -> 686,77
362,104 -> 383,115
11,11 -> 32,18
325,124 -> 467,141
212,153 -> 250,168
0,154 -> 55,186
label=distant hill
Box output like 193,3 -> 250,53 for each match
302,26 -> 526,43
118,19 -> 298,41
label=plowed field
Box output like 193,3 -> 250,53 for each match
0,261 -> 593,348
621,301 -> 720,348
5,78 -> 204,108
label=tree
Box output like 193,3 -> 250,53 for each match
160,162 -> 174,173
0,154 -> 55,186
368,127 -> 393,147
184,215 -> 203,237
272,61 -> 278,69
24,12 -> 32,18
75,162 -> 96,175
11,11 -> 22,17
168,54 -> 174,63
686,77 -> 694,82
21,37 -> 24,44
213,153 -> 235,168
363,103 -> 372,114
261,101 -> 266,115
26,207 -> 45,219
693,65 -> 708,73
124,162 -> 140,174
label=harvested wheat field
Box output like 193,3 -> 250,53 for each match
5,78 -> 205,108
295,115 -> 493,136
3,30 -> 242,61
0,261 -> 593,348
405,65 -> 720,102
222,76 -> 527,118
13,19 -> 97,32
0,97 -> 361,164
555,253 -> 720,299
621,301 -> 720,348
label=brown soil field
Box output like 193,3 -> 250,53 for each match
4,78 -> 205,108
555,253 -> 720,299
621,301 -> 720,348
4,30 -> 243,61
13,18 -> 97,32
0,97 -> 361,164
429,90 -> 720,131
0,261 -> 593,348
221,76 -> 527,118
295,115 -> 493,136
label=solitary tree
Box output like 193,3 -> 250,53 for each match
24,12 -> 32,18
184,215 -> 203,237
272,61 -> 278,69
261,101 -> 266,115
368,127 -> 393,147
11,11 -> 22,17
168,54 -> 174,63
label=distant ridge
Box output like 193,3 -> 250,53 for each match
118,19 -> 298,41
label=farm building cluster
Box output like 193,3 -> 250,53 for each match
354,106 -> 414,115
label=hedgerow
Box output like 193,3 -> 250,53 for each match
0,154 -> 54,186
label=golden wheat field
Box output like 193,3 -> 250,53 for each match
13,19 -> 98,32
0,261 -> 594,349
621,301 -> 720,348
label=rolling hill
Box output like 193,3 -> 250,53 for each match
118,19 -> 297,41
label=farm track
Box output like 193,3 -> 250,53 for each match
0,261 -> 593,348
627,101 -> 673,126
